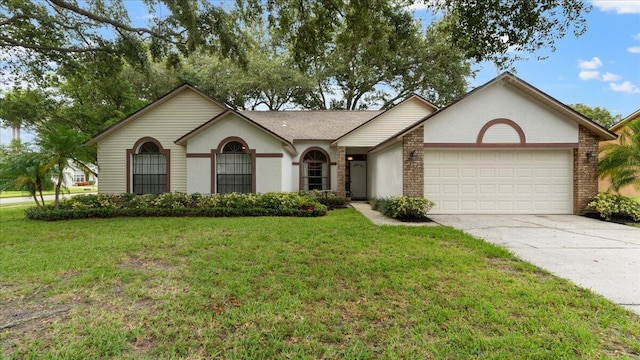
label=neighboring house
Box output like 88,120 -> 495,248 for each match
59,160 -> 98,187
598,109 -> 640,197
86,72 -> 616,214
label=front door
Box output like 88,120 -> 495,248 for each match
350,161 -> 367,199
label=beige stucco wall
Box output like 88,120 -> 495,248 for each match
338,97 -> 435,147
185,113 -> 287,193
185,114 -> 284,154
423,82 -> 578,144
367,142 -> 403,198
186,158 -> 211,194
97,89 -> 225,194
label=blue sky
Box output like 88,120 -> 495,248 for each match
468,1 -> 640,118
1,1 -> 639,145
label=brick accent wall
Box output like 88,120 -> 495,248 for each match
574,125 -> 599,214
336,146 -> 346,198
403,126 -> 424,197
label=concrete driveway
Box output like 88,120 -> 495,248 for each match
428,214 -> 640,314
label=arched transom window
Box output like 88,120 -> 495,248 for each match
133,141 -> 167,194
217,141 -> 252,194
302,149 -> 329,190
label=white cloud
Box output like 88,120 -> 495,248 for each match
634,33 -> 640,40
609,81 -> 640,94
602,72 -> 622,81
592,0 -> 640,14
578,57 -> 603,70
579,70 -> 600,80
628,46 -> 640,53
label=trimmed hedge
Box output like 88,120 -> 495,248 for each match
25,192 -> 327,221
298,189 -> 347,208
369,196 -> 435,221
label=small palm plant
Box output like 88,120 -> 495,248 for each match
598,119 -> 640,192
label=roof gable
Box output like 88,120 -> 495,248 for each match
395,72 -> 616,143
610,108 -> 640,132
85,83 -> 228,146
175,109 -> 297,154
332,94 -> 438,146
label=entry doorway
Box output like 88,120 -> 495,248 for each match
349,160 -> 367,199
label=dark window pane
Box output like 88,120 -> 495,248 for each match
133,151 -> 166,194
217,145 -> 252,194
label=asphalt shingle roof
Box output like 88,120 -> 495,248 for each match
239,110 -> 383,142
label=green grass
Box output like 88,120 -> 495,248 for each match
1,208 -> 638,359
0,186 -> 96,198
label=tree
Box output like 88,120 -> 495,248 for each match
0,0 -> 245,75
0,148 -> 52,208
0,88 -> 51,140
570,103 -> 622,129
179,44 -> 315,110
258,2 -> 472,109
51,53 -> 150,138
257,0 -> 590,71
598,119 -> 640,192
37,124 -> 95,209
435,0 -> 589,68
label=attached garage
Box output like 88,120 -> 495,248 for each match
425,149 -> 573,214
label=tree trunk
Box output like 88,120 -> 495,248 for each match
54,162 -> 64,209
31,192 -> 41,209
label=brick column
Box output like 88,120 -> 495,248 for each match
573,125 -> 599,214
403,125 -> 424,197
336,146 -> 347,198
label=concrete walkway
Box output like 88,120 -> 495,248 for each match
349,202 -> 439,226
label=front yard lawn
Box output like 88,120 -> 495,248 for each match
1,207 -> 638,358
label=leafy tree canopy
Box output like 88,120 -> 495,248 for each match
570,103 -> 622,129
255,0 -> 590,69
2,0 -> 589,74
0,0 -> 245,75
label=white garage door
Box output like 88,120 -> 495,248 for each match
424,149 -> 573,214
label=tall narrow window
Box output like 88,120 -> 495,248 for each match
302,150 -> 328,190
217,141 -> 252,194
133,141 -> 167,194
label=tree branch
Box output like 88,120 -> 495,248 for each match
0,15 -> 30,27
47,0 -> 179,41
0,35 -> 110,53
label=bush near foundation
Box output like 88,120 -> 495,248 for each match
298,190 -> 347,208
24,192 -> 327,221
369,196 -> 435,221
586,192 -> 640,222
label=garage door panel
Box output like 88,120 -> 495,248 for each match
425,149 -> 572,214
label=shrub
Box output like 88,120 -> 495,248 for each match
586,192 -> 640,222
370,196 -> 435,221
24,192 -> 328,221
369,198 -> 386,212
299,190 -> 347,208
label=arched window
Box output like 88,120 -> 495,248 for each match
302,149 -> 329,190
217,140 -> 252,194
132,140 -> 167,194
